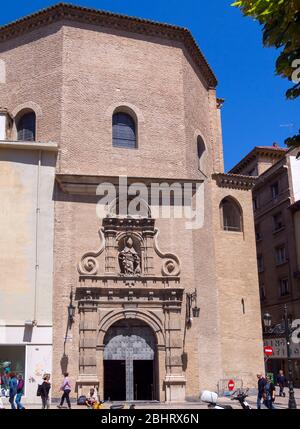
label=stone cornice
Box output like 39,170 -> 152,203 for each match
55,173 -> 203,194
0,140 -> 59,152
78,276 -> 182,287
0,2 -> 217,88
212,173 -> 256,191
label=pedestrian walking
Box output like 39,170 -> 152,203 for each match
276,370 -> 287,397
264,376 -> 276,409
15,374 -> 25,409
40,374 -> 51,409
256,373 -> 267,409
8,372 -> 17,409
57,373 -> 72,409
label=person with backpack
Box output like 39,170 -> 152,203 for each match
40,374 -> 51,409
8,373 -> 18,409
15,374 -> 25,409
256,373 -> 267,409
57,373 -> 72,409
264,376 -> 276,409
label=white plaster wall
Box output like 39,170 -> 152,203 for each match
0,114 -> 6,140
0,326 -> 52,344
25,344 -> 52,403
0,148 -> 56,325
290,156 -> 300,202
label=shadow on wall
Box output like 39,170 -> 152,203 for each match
60,353 -> 68,375
22,325 -> 33,343
182,352 -> 188,372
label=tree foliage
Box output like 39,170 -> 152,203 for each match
232,0 -> 300,150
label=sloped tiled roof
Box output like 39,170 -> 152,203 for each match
229,146 -> 287,174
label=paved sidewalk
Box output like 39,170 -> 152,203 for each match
2,388 -> 300,410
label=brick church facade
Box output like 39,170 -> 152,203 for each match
0,3 -> 264,403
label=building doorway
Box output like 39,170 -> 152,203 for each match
103,319 -> 158,401
133,360 -> 154,400
104,360 -> 126,401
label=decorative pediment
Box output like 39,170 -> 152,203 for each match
78,217 -> 180,282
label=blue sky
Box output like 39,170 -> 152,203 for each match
1,0 -> 299,171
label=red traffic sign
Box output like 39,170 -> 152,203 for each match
264,346 -> 273,357
228,380 -> 235,391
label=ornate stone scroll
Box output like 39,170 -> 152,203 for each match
78,229 -> 105,275
153,229 -> 181,277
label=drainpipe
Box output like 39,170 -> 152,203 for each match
33,150 -> 42,325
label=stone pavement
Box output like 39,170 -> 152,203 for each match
2,389 -> 300,410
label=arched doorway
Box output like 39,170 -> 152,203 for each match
103,319 -> 158,401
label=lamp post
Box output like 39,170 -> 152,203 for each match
186,289 -> 200,326
263,307 -> 297,409
263,313 -> 272,330
68,303 -> 75,323
68,292 -> 75,328
283,305 -> 297,409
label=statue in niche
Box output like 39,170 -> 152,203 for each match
118,237 -> 141,276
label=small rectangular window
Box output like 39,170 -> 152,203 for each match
273,212 -> 284,232
260,283 -> 266,301
255,225 -> 262,241
253,197 -> 259,211
275,245 -> 287,265
271,182 -> 279,199
279,278 -> 289,296
257,254 -> 264,273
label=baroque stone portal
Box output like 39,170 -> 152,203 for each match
76,216 -> 185,402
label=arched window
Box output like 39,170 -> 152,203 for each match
112,112 -> 136,149
197,136 -> 206,171
220,197 -> 242,232
16,111 -> 36,141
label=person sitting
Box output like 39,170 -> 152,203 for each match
85,388 -> 98,408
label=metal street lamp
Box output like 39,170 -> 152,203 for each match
263,307 -> 297,409
68,303 -> 75,323
68,291 -> 76,327
186,289 -> 200,326
283,305 -> 297,409
263,313 -> 272,330
192,306 -> 200,318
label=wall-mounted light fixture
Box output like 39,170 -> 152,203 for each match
68,292 -> 75,327
186,289 -> 200,326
